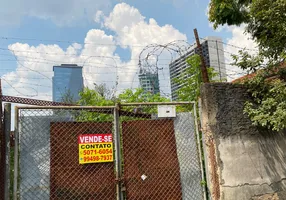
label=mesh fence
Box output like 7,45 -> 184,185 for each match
16,108 -> 116,200
0,105 -> 4,200
120,104 -> 204,200
14,103 -> 204,200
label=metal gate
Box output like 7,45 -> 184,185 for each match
11,102 -> 205,200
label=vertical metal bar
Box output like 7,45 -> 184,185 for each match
216,40 -> 222,81
0,78 -> 4,200
114,104 -> 123,200
193,28 -> 209,83
193,103 -> 207,200
4,103 -> 11,200
13,107 -> 19,200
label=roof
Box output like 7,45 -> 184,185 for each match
53,64 -> 83,71
232,62 -> 286,83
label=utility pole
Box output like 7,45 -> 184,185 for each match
193,29 -> 210,83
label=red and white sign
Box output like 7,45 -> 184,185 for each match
78,134 -> 113,164
78,134 -> 113,144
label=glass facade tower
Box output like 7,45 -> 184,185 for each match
52,64 -> 84,102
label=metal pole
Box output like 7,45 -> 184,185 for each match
4,103 -> 11,200
17,105 -> 116,109
0,78 -> 4,200
193,28 -> 210,83
120,101 -> 195,106
13,107 -> 19,200
114,103 -> 123,200
216,40 -> 222,81
193,103 -> 207,200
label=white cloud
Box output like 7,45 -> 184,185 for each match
2,3 -> 187,100
204,2 -> 258,81
104,3 -> 145,32
0,0 -> 111,26
94,11 -> 104,24
224,25 -> 258,81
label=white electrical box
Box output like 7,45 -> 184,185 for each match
157,105 -> 176,118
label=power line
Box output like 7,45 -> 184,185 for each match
0,36 -> 157,48
1,79 -> 38,97
198,37 -> 258,52
0,47 -> 175,61
1,35 -> 259,52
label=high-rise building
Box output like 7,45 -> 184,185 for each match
169,36 -> 226,100
138,69 -> 160,94
52,64 -> 84,102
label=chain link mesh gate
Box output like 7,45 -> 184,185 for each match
13,102 -> 205,200
119,102 -> 204,200
13,106 -> 118,200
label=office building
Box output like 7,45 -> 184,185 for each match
138,68 -> 160,94
52,64 -> 84,102
169,36 -> 226,100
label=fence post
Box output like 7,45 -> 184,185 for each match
4,103 -> 11,200
114,103 -> 123,200
193,103 -> 207,200
13,107 -> 19,200
0,79 -> 4,200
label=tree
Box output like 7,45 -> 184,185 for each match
60,89 -> 78,104
208,0 -> 251,28
243,72 -> 286,131
209,0 -> 286,58
118,88 -> 169,103
173,54 -> 219,102
75,87 -> 169,121
94,83 -> 116,101
76,86 -> 115,122
208,0 -> 286,131
78,86 -> 115,107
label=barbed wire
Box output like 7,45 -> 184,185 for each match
198,37 -> 259,52
1,38 -> 258,98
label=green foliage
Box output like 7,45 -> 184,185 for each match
73,87 -> 169,121
208,0 -> 251,29
93,83 -> 116,101
76,87 -> 114,122
209,0 -> 286,58
173,54 -> 219,102
119,88 -> 169,114
200,180 -> 207,186
60,89 -> 78,104
209,0 -> 286,132
232,51 -> 286,131
242,73 -> 286,131
231,50 -> 264,72
247,0 -> 286,58
118,88 -> 169,103
78,87 -> 115,106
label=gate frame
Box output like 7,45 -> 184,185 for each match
12,102 -> 206,200
119,101 -> 206,200
13,105 -> 121,200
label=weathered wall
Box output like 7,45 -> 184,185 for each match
200,83 -> 286,200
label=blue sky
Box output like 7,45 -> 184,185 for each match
0,0 -> 226,52
0,0 -> 256,100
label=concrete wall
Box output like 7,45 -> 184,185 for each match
200,83 -> 286,200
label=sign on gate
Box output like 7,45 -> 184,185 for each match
78,134 -> 114,164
